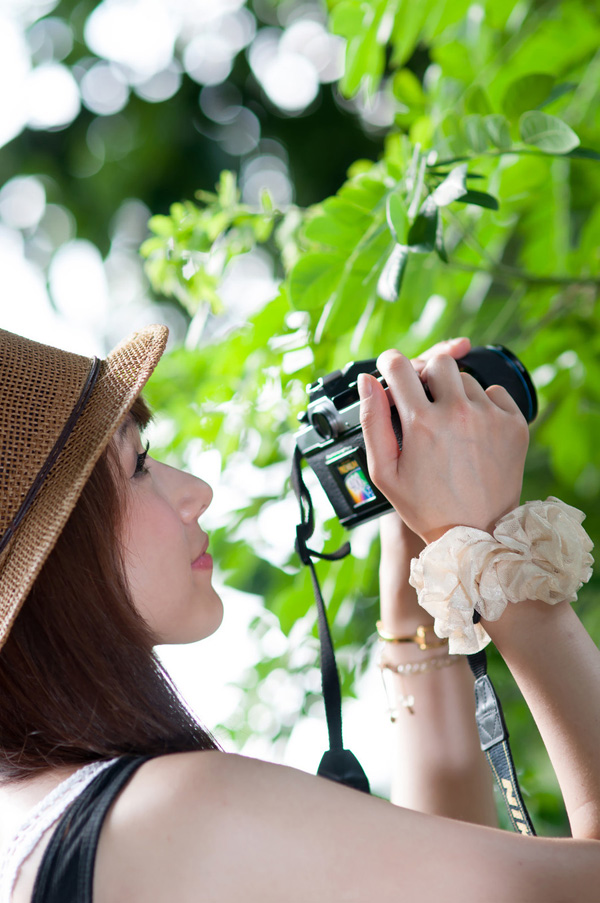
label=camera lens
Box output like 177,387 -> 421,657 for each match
312,411 -> 335,440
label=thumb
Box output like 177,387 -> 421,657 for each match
357,373 -> 401,490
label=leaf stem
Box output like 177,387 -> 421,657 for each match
447,260 -> 600,287
432,148 -> 555,168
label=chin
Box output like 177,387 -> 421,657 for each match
183,590 -> 224,644
153,589 -> 224,646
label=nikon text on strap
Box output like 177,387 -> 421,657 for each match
467,632 -> 536,835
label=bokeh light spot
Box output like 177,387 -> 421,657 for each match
134,62 -> 182,103
0,15 -> 30,148
218,107 -> 260,156
85,0 -> 177,82
200,83 -> 243,123
0,176 -> 46,230
49,239 -> 110,327
183,33 -> 234,86
26,62 -> 80,129
27,16 -> 73,64
81,61 -> 129,116
241,154 -> 293,207
249,27 -> 320,113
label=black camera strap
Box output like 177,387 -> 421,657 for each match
467,634 -> 536,835
291,447 -> 370,793
291,448 -> 536,831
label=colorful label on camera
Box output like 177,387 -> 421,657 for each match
335,458 -> 376,507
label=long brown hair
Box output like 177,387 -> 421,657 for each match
0,396 -> 219,783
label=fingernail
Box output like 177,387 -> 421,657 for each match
357,373 -> 372,398
450,336 -> 468,345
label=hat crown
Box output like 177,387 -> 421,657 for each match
0,329 -> 93,541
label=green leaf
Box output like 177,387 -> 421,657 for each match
304,199 -> 372,250
338,175 -> 387,211
540,82 -> 577,109
463,115 -> 489,154
288,253 -> 344,310
217,170 -> 239,208
485,114 -> 512,150
565,147 -> 600,161
503,74 -> 555,121
261,190 -> 274,213
519,112 -> 580,154
377,244 -> 409,302
329,0 -> 366,38
392,68 -> 426,107
464,85 -> 492,116
437,112 -> 465,156
407,200 -> 438,252
455,190 -> 499,210
435,215 -> 448,263
430,164 -> 467,206
386,194 -> 409,242
147,214 -> 175,237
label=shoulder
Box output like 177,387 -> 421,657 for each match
93,751 -> 598,903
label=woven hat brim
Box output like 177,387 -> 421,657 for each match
0,324 -> 169,651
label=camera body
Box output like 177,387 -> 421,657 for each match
294,345 -> 538,529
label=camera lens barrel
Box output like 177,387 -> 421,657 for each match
456,345 -> 537,423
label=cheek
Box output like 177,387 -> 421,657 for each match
122,494 -> 185,589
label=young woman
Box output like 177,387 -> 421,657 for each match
0,325 -> 598,903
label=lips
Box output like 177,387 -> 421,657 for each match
191,538 -> 212,570
194,544 -> 209,562
192,552 -> 213,571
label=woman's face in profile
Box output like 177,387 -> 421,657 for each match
113,415 -> 223,645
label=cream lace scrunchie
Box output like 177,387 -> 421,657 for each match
408,497 -> 594,655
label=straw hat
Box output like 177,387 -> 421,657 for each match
0,324 -> 169,651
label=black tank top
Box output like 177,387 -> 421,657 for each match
31,756 -> 153,903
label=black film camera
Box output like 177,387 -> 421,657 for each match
294,345 -> 538,529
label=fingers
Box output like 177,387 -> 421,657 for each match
357,373 -> 402,483
420,353 -> 468,403
411,337 -> 471,376
461,372 -> 488,403
376,350 -> 431,419
485,383 -> 523,416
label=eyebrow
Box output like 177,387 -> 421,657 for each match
116,415 -> 138,443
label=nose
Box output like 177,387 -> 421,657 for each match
158,461 -> 213,523
180,471 -> 213,523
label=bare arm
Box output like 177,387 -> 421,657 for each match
376,337 -> 496,823
357,342 -> 600,845
484,598 -> 600,839
379,511 -> 497,824
98,749 -> 600,903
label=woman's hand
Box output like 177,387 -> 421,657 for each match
378,337 -> 473,628
359,339 -> 530,545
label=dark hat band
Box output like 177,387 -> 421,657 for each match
0,357 -> 101,555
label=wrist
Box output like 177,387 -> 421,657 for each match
483,597 -> 573,653
422,499 -> 523,545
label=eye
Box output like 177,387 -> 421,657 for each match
133,440 -> 150,477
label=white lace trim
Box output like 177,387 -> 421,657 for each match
0,758 -> 119,903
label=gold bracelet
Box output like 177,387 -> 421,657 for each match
376,620 -> 448,650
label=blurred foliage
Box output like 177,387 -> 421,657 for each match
0,0 -> 384,256
140,0 -> 600,834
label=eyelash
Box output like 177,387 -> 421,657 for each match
134,440 -> 150,477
